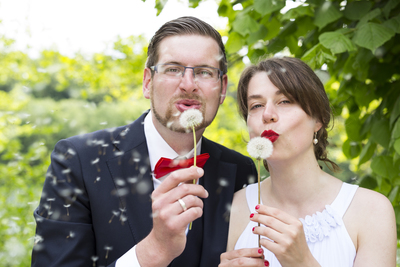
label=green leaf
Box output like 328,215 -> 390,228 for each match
343,139 -> 362,159
247,25 -> 268,45
344,1 -> 373,21
345,112 -> 363,142
359,175 -> 378,189
353,22 -> 396,53
301,44 -> 337,69
383,0 -> 400,19
314,2 -> 343,30
358,140 -> 377,166
225,32 -> 246,54
254,0 -> 285,16
371,155 -> 398,179
154,0 -> 168,15
390,95 -> 400,127
383,14 -> 400,34
388,186 -> 399,203
392,118 -> 400,140
319,31 -> 356,54
262,16 -> 281,40
371,118 -> 391,148
281,5 -> 314,20
358,8 -> 382,27
394,138 -> 400,155
233,14 -> 259,36
188,0 -> 201,8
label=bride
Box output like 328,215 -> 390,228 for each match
219,57 -> 396,267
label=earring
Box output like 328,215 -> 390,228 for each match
313,132 -> 318,145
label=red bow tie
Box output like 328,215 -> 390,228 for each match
153,153 -> 210,179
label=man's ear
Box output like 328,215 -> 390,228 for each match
219,74 -> 228,105
143,68 -> 152,99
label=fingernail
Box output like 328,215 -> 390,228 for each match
252,227 -> 255,232
258,248 -> 263,254
255,205 -> 260,210
250,213 -> 254,218
264,260 -> 270,266
204,189 -> 209,198
197,168 -> 204,176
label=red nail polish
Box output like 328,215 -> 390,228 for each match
252,227 -> 255,232
250,213 -> 254,218
255,204 -> 260,210
264,260 -> 270,266
258,248 -> 263,254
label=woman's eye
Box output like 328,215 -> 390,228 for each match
279,100 -> 291,104
250,104 -> 263,110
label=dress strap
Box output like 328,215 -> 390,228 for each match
245,183 -> 261,213
330,182 -> 359,218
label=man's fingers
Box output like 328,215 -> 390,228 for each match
153,166 -> 204,196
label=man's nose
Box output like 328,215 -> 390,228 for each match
179,68 -> 197,93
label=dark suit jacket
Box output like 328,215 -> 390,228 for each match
31,112 -> 256,267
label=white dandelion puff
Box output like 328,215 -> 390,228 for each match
179,109 -> 203,129
247,137 -> 273,160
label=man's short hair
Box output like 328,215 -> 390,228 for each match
146,16 -> 227,74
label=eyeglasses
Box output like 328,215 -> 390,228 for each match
150,63 -> 223,83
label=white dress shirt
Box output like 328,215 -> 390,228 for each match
116,111 -> 202,267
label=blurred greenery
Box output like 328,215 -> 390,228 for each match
1,0 -> 400,265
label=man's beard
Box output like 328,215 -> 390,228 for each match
150,85 -> 219,133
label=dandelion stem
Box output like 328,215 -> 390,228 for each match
257,159 -> 261,249
189,125 -> 196,230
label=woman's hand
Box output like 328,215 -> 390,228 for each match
250,205 -> 320,267
219,248 -> 269,267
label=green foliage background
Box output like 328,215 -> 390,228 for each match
1,0 -> 399,265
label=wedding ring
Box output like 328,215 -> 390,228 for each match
178,198 -> 187,212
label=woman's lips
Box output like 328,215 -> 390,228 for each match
261,130 -> 279,143
175,99 -> 201,112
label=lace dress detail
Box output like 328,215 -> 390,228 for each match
300,205 -> 342,243
234,182 -> 358,267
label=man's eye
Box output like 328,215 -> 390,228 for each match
165,68 -> 180,73
196,69 -> 213,77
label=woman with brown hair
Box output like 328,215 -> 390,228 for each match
219,57 -> 396,267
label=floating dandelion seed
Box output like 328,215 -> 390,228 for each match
65,148 -> 76,159
179,109 -> 203,230
94,177 -> 101,183
115,151 -> 124,165
66,231 -> 75,239
173,111 -> 181,117
64,204 -> 71,216
102,143 -> 109,155
104,246 -> 113,259
109,210 -> 120,223
247,136 -> 273,248
91,158 -> 101,172
62,168 -> 72,182
166,121 -> 174,129
91,256 -> 99,267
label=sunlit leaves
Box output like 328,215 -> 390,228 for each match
353,22 -> 396,53
232,14 -> 259,36
301,44 -> 336,69
319,31 -> 356,54
253,0 -> 285,16
225,32 -> 246,54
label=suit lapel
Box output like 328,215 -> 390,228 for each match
106,112 -> 154,245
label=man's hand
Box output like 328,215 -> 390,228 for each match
136,166 -> 208,267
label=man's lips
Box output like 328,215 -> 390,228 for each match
175,99 -> 201,112
261,130 -> 279,143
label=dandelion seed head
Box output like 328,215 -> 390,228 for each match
179,109 -> 203,129
247,137 -> 273,159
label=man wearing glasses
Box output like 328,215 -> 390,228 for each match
32,16 -> 256,267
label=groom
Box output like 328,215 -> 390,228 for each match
31,16 -> 256,267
